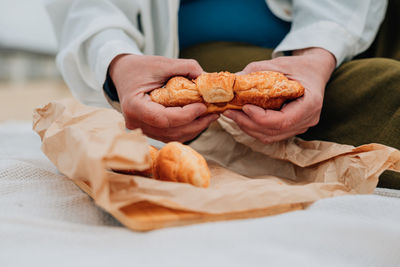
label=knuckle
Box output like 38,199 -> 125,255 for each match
310,116 -> 320,127
185,58 -> 199,65
279,119 -> 292,131
148,113 -> 169,128
125,120 -> 139,130
265,128 -> 281,136
163,130 -> 179,140
196,119 -> 210,130
246,62 -> 261,72
167,108 -> 199,127
274,57 -> 288,67
298,128 -> 308,135
121,97 -> 135,118
182,123 -> 204,137
184,59 -> 202,71
310,94 -> 323,109
314,97 -> 324,109
167,114 -> 190,128
261,136 -> 273,144
254,116 -> 269,127
121,100 -> 142,128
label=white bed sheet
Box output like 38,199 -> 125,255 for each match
1,121 -> 400,267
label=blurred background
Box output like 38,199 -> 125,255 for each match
0,0 -> 71,122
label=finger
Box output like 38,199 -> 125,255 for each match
131,114 -> 219,142
241,97 -> 316,132
147,114 -> 218,143
172,114 -> 219,142
242,60 -> 286,75
235,70 -> 244,75
162,58 -> 203,79
224,109 -> 310,139
242,57 -> 302,76
223,109 -> 279,135
241,105 -> 287,130
129,94 -> 208,128
162,103 -> 209,127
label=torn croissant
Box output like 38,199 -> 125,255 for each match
150,71 -> 305,113
195,71 -> 235,103
116,143 -> 210,188
149,77 -> 202,107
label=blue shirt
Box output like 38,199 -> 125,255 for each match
178,0 -> 291,49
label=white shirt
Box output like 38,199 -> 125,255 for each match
45,0 -> 387,107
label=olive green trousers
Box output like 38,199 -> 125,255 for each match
180,42 -> 400,189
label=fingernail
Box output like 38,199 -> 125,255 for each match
224,110 -> 231,117
197,106 -> 207,115
242,105 -> 254,114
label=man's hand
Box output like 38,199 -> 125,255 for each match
223,48 -> 336,143
109,54 -> 218,143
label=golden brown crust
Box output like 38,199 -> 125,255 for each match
206,103 -> 243,113
115,144 -> 210,188
150,76 -> 202,107
153,142 -> 210,188
149,71 -> 304,112
195,72 -> 235,103
231,71 -> 305,109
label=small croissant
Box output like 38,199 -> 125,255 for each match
116,143 -> 210,188
153,142 -> 210,188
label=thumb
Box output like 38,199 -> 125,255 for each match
242,60 -> 285,74
165,58 -> 203,79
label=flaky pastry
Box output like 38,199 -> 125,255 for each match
150,76 -> 202,107
115,143 -> 210,188
231,71 -> 305,110
195,72 -> 235,103
150,71 -> 304,112
153,142 -> 210,188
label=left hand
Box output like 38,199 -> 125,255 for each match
223,47 -> 336,144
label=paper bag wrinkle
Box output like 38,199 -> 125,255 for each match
104,131 -> 150,171
33,98 -> 400,230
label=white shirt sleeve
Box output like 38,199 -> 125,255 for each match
272,0 -> 388,66
45,0 -> 144,106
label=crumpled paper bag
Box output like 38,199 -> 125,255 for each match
33,99 -> 400,231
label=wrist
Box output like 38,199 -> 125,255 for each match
293,47 -> 336,68
109,53 -> 133,83
292,47 -> 336,81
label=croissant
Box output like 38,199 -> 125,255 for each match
153,142 -> 210,188
150,71 -> 304,113
149,77 -> 202,107
115,143 -> 210,188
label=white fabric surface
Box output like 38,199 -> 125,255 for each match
1,121 -> 400,267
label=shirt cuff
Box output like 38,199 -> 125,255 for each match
273,21 -> 357,67
85,28 -> 143,89
103,69 -> 119,102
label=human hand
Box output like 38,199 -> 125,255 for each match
223,48 -> 336,143
109,54 -> 218,143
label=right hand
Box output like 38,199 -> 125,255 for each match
109,54 -> 218,143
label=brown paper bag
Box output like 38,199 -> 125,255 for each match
33,99 -> 400,231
